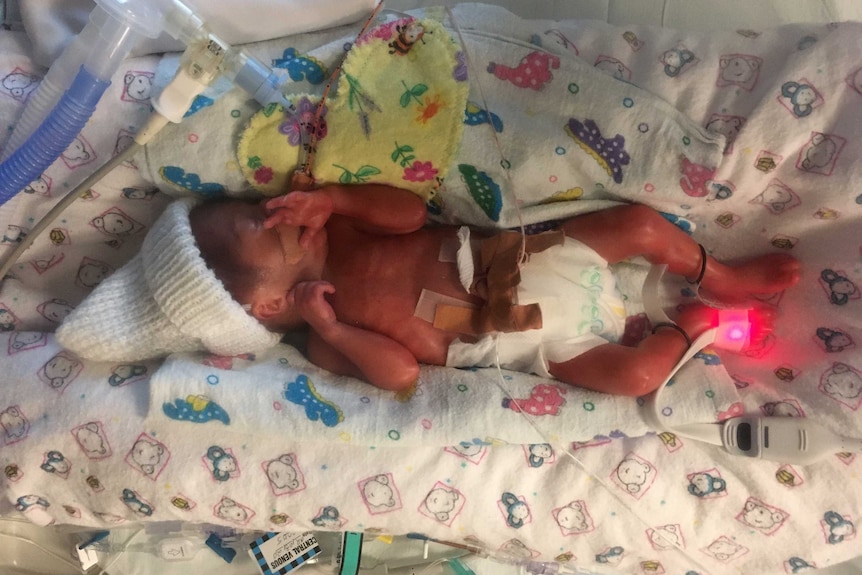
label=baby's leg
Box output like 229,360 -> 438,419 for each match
548,305 -> 730,396
559,204 -> 800,301
549,336 -> 685,396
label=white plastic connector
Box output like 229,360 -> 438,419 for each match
134,113 -> 171,146
155,0 -> 296,109
76,545 -> 100,570
157,537 -> 199,561
158,0 -> 208,46
643,328 -> 719,434
151,37 -> 227,124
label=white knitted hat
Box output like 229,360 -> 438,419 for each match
56,198 -> 282,362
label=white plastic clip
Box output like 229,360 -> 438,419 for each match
76,545 -> 100,570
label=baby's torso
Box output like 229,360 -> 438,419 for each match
322,218 -> 477,365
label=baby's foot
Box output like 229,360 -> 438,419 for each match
747,307 -> 777,347
675,304 -> 775,350
699,253 -> 801,306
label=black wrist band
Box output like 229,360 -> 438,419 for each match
652,322 -> 693,348
687,243 -> 707,285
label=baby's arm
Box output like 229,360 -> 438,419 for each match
265,184 -> 426,240
295,281 -> 419,391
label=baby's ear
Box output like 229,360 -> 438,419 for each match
249,292 -> 288,321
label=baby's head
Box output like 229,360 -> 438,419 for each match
55,198 -> 299,362
189,198 -> 273,306
189,197 -> 323,331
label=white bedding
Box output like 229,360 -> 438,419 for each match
1,4 -> 861,574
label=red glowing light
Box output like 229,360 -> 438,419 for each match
713,309 -> 753,351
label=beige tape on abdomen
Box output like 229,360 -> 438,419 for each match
413,289 -> 477,324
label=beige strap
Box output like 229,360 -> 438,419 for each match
434,230 -> 564,335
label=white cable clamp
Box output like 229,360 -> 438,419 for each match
152,37 -> 226,124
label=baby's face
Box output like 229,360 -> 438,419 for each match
192,199 -> 323,301
216,200 -> 299,270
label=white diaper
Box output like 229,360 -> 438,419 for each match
445,228 -> 627,378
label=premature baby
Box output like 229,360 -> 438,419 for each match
190,185 -> 799,395
57,184 -> 800,396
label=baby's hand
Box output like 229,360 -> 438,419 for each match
264,191 -> 333,248
292,281 -> 337,331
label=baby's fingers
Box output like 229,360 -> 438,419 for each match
265,194 -> 292,210
294,280 -> 335,301
294,281 -> 337,326
266,191 -> 308,211
262,211 -> 288,229
312,281 -> 336,298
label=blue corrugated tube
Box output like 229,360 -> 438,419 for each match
0,66 -> 111,206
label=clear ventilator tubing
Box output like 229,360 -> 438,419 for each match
0,28 -> 91,160
0,67 -> 111,204
2,1 -> 162,161
157,0 -> 293,108
0,0 -> 163,204
227,51 -> 288,107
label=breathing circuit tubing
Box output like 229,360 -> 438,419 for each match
0,0 -> 156,200
0,0 -> 294,205
0,0 -> 304,280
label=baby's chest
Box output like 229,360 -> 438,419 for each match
328,281 -> 454,365
323,239 -> 467,364
324,229 -> 464,317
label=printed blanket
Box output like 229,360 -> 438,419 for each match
133,8 -> 735,447
1,5 -> 860,574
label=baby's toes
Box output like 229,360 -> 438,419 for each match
781,261 -> 801,283
750,324 -> 772,344
749,308 -> 776,342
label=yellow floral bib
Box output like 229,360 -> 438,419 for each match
238,18 -> 468,200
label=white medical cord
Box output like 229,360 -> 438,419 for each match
489,338 -> 711,575
640,264 -> 726,444
642,265 -> 862,464
0,141 -> 142,282
444,9 -> 708,573
451,15 -> 707,572
443,7 -> 529,258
